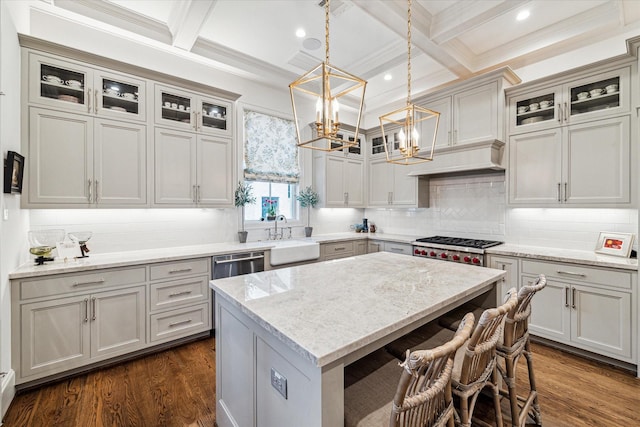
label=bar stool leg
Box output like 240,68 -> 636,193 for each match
523,340 -> 542,425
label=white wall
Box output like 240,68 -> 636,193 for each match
0,0 -> 28,417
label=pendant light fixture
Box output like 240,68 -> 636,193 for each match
379,0 -> 440,165
289,0 -> 367,151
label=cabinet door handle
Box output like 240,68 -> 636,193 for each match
192,185 -> 197,203
334,247 -> 346,251
95,180 -> 99,203
556,270 -> 586,278
73,278 -> 106,287
88,179 -> 93,203
169,267 -> 193,274
557,183 -> 561,202
94,89 -> 99,114
448,131 -> 451,144
453,130 -> 458,144
564,287 -> 570,308
169,319 -> 193,328
557,104 -> 562,123
169,290 -> 193,297
84,298 -> 89,322
87,89 -> 92,113
91,297 -> 97,321
389,247 -> 404,253
197,185 -> 201,203
564,182 -> 568,202
563,102 -> 568,122
571,287 -> 576,309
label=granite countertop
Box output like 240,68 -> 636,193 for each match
486,243 -> 638,271
210,252 -> 505,367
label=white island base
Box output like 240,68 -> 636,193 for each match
211,252 -> 505,427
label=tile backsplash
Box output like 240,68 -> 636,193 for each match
27,172 -> 637,256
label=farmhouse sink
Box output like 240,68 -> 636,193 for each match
269,239 -> 320,266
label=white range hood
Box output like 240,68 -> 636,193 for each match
408,140 -> 505,176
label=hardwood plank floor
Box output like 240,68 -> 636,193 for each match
2,338 -> 639,426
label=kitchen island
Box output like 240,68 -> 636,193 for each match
210,252 -> 506,427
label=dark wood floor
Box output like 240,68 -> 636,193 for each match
2,338 -> 639,426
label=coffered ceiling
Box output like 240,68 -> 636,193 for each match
12,0 -> 640,112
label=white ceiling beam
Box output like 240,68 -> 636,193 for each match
168,0 -> 218,51
621,0 -> 640,26
468,2 -> 625,70
352,0 -> 473,78
430,0 -> 530,45
53,0 -> 172,44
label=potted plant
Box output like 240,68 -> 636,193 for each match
296,186 -> 319,237
234,181 -> 256,243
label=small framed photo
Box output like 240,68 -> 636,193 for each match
595,232 -> 635,257
4,151 -> 25,194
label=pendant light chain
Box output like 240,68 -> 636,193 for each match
406,0 -> 412,106
325,0 -> 330,64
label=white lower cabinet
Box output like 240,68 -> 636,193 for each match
486,255 -> 519,298
19,285 -> 146,381
13,258 -> 212,386
521,260 -> 635,362
382,241 -> 413,256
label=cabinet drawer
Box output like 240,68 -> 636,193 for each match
384,242 -> 413,255
150,276 -> 210,311
322,241 -> 354,259
149,258 -> 210,281
521,260 -> 631,290
150,303 -> 210,342
19,267 -> 146,300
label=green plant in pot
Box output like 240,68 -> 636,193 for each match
234,181 -> 256,243
296,186 -> 319,237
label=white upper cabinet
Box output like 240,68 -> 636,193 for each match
508,66 -> 631,135
154,84 -> 232,137
27,107 -> 147,207
313,154 -> 364,208
507,60 -> 634,207
153,127 -> 233,207
28,51 -> 147,122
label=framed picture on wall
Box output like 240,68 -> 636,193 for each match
3,151 -> 25,194
595,232 -> 634,257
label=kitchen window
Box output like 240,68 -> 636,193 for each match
243,110 -> 300,221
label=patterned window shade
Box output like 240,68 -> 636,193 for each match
244,110 -> 300,183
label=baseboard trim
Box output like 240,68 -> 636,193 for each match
1,369 -> 16,422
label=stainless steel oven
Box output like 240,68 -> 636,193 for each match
412,236 -> 503,267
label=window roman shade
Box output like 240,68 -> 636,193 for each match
243,110 -> 300,183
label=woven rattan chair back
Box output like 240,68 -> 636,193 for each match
497,275 -> 547,427
459,289 -> 518,386
390,313 -> 475,427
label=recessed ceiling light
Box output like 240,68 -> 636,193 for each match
296,28 -> 306,38
384,74 -> 392,81
516,10 -> 530,21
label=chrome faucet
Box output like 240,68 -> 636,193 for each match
267,215 -> 289,240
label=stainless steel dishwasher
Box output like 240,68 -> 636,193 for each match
212,251 -> 265,330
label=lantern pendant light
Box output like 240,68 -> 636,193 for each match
289,0 -> 367,152
379,0 -> 440,165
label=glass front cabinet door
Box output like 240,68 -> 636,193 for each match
509,66 -> 630,134
155,85 -> 232,137
29,52 -> 146,122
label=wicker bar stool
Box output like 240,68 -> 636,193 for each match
496,275 -> 547,427
448,288 -> 517,427
344,313 -> 475,427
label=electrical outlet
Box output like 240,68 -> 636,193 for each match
270,368 -> 287,399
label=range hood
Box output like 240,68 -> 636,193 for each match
408,140 -> 505,176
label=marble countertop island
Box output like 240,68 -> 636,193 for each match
211,251 -> 505,427
210,251 -> 505,367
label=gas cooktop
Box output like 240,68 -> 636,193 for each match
414,236 -> 503,250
